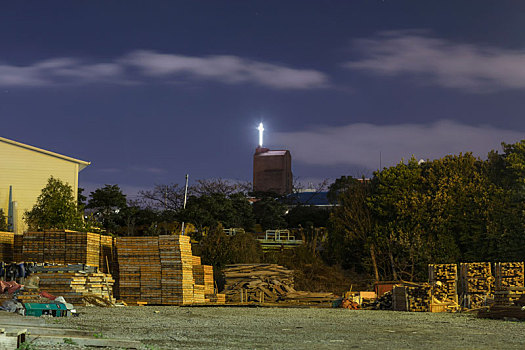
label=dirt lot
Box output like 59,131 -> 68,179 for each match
32,306 -> 525,349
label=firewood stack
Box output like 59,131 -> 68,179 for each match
460,262 -> 494,308
222,264 -> 295,303
429,264 -> 458,303
495,262 -> 524,289
393,283 -> 431,312
493,262 -> 525,306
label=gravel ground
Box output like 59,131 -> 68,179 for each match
32,306 -> 525,350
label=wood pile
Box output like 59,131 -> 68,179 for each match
0,232 -> 14,262
460,262 -> 494,308
283,291 -> 337,304
222,264 -> 295,303
193,264 -> 214,295
429,264 -> 457,303
392,283 -> 431,312
495,262 -> 524,289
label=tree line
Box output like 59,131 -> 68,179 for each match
15,140 -> 525,286
326,140 -> 525,282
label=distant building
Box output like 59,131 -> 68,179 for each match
0,136 -> 90,233
253,147 -> 292,195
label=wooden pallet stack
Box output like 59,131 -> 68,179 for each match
429,264 -> 458,303
23,231 -> 101,267
116,237 -> 144,303
159,235 -> 195,305
13,234 -> 23,262
0,232 -> 14,262
392,283 -> 432,312
64,231 -> 100,267
99,235 -> 114,273
460,262 -> 493,308
23,232 -> 45,262
44,230 -> 66,264
140,237 -> 162,304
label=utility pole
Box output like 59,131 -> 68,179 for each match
181,174 -> 189,235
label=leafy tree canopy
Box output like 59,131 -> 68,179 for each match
24,176 -> 86,231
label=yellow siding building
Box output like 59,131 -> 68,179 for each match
0,136 -> 90,233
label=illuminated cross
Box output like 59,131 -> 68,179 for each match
258,122 -> 264,147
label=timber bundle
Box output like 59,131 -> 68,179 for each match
429,264 -> 458,303
222,263 -> 336,304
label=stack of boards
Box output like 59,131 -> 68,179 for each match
22,230 -> 114,268
117,235 -> 224,305
17,266 -> 115,306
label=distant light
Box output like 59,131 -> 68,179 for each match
257,122 -> 264,147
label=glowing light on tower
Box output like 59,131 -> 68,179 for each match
258,122 -> 264,147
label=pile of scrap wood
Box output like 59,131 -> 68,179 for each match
222,264 -> 336,304
223,264 -> 295,303
17,264 -> 116,306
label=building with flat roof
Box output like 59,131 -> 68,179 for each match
0,136 -> 90,233
253,146 -> 292,195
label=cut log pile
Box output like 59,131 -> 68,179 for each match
495,262 -> 524,289
429,264 -> 457,303
222,263 -> 336,304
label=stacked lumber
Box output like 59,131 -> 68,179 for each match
392,283 -> 431,312
494,287 -> 525,306
206,293 -> 226,304
159,235 -> 194,305
283,291 -> 337,304
99,235 -> 114,274
193,264 -> 214,294
222,264 -> 295,303
429,264 -> 457,303
23,231 -> 100,267
117,235 -> 204,305
495,262 -> 524,289
0,232 -> 14,262
33,270 -> 115,305
64,231 -> 100,267
116,237 -> 156,303
13,234 -> 23,262
460,262 -> 493,308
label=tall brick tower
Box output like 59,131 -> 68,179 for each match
253,146 -> 293,195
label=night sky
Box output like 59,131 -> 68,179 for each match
2,1 -> 525,197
